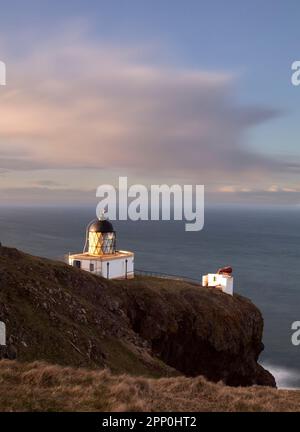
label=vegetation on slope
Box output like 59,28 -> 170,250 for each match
0,360 -> 298,412
0,246 -> 175,378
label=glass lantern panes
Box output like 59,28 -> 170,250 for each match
88,231 -> 116,255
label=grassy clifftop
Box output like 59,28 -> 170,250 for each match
0,360 -> 299,412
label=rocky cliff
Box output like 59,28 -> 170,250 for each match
0,245 -> 275,387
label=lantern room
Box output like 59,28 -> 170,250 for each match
86,218 -> 116,255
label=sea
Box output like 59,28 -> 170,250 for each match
0,205 -> 299,389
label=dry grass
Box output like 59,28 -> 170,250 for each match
0,360 -> 300,412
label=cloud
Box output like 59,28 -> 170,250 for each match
0,24 -> 285,188
210,185 -> 300,205
0,186 -> 96,205
30,180 -> 65,188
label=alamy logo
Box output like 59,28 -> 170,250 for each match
291,321 -> 300,346
0,321 -> 6,346
291,61 -> 300,86
0,61 -> 6,86
96,177 -> 204,232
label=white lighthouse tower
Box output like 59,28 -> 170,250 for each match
68,213 -> 134,279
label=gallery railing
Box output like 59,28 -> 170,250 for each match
135,269 -> 201,285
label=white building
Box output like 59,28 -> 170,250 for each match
68,215 -> 134,280
202,267 -> 233,295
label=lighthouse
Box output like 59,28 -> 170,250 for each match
68,213 -> 134,279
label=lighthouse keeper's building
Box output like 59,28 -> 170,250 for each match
68,217 -> 134,280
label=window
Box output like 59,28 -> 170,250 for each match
90,263 -> 95,272
73,260 -> 81,269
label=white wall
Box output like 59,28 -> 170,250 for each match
102,256 -> 134,279
69,255 -> 134,279
125,256 -> 134,277
204,273 -> 233,296
207,273 -> 220,286
221,276 -> 233,295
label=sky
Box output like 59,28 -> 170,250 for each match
0,0 -> 300,205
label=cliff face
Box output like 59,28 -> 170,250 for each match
119,279 -> 275,386
0,246 -> 275,387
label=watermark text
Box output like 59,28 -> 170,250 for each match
0,61 -> 6,86
291,61 -> 300,86
96,177 -> 204,231
0,321 -> 6,346
291,321 -> 300,346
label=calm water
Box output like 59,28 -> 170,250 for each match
0,206 -> 299,388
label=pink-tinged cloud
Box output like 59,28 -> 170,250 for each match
0,26 -> 285,188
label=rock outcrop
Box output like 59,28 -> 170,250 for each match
0,245 -> 275,387
119,279 -> 275,386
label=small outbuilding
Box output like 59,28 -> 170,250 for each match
202,266 -> 233,295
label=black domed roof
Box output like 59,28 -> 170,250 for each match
89,219 -> 115,233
